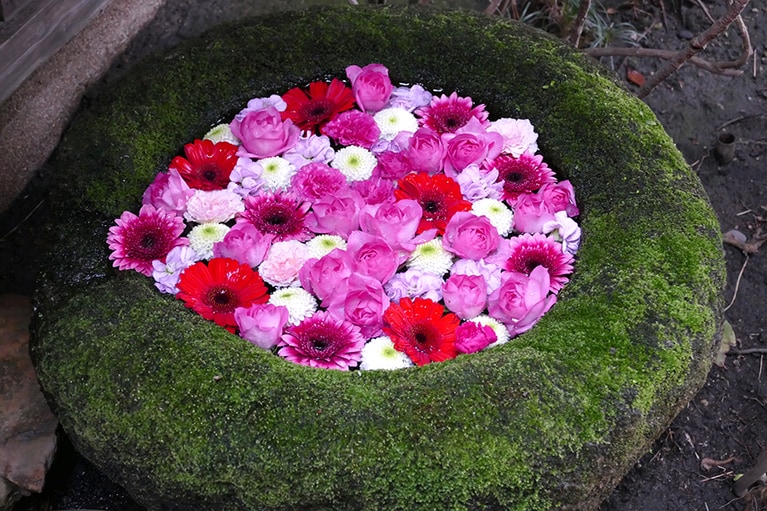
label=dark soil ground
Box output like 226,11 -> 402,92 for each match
1,1 -> 766,510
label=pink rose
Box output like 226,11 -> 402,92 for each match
346,231 -> 398,284
258,240 -> 309,287
142,168 -> 192,216
213,223 -> 273,268
375,150 -> 412,180
350,176 -> 396,206
346,63 -> 393,113
230,106 -> 300,159
487,266 -> 557,337
442,118 -> 503,177
359,199 -> 423,255
326,273 -> 390,338
299,248 -> 354,303
442,274 -> 488,319
455,321 -> 497,354
235,303 -> 289,350
442,212 -> 500,260
407,128 -> 444,174
511,192 -> 555,234
538,180 -> 579,217
304,188 -> 364,239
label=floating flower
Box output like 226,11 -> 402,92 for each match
471,198 -> 513,237
384,268 -> 444,304
487,118 -> 539,157
257,156 -> 296,192
501,232 -> 574,293
406,238 -> 454,276
176,257 -> 269,331
235,303 -> 289,350
269,287 -> 318,325
282,133 -> 335,169
542,211 -> 582,256
416,91 -> 489,134
258,240 -> 310,287
454,321 -> 496,354
487,265 -> 557,337
290,162 -> 347,203
373,107 -> 419,139
188,222 -> 230,260
346,63 -> 393,113
278,311 -> 365,370
359,336 -> 414,370
305,235 -> 347,259
204,123 -> 240,145
383,297 -> 459,366
107,204 -> 188,276
238,192 -> 312,242
184,189 -> 245,224
394,172 -> 471,235
472,314 -> 510,348
282,78 -> 355,132
169,139 -> 238,191
322,110 -> 381,148
331,146 -> 377,182
487,150 -> 556,203
152,245 -> 199,294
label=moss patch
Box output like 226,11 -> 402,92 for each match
32,6 -> 725,511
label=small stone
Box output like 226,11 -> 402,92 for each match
678,29 -> 694,40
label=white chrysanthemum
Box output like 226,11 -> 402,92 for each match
258,156 -> 296,191
472,315 -> 511,348
471,198 -> 514,236
407,238 -> 454,275
268,287 -> 318,326
305,235 -> 347,259
331,146 -> 377,182
373,107 -> 419,139
204,123 -> 240,145
188,222 -> 230,260
359,336 -> 414,371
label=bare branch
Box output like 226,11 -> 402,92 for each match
568,0 -> 592,48
584,47 -> 744,77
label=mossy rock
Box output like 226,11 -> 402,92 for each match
30,5 -> 725,511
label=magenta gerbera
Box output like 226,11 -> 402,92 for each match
238,191 -> 312,242
107,204 -> 187,276
503,233 -> 574,293
487,151 -> 557,202
416,91 -> 489,134
278,311 -> 365,370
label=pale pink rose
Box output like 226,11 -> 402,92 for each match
183,189 -> 244,223
142,168 -> 192,216
299,248 -> 354,303
442,273 -> 488,319
538,180 -> 579,217
512,192 -> 555,234
407,127 -> 444,174
346,63 -> 393,113
442,118 -> 504,177
305,189 -> 364,239
213,223 -> 273,268
451,258 -> 503,295
346,231 -> 398,284
230,106 -> 300,159
487,118 -> 539,157
359,199 -> 423,255
258,240 -> 309,287
235,303 -> 289,350
442,212 -> 500,260
487,266 -> 557,336
455,321 -> 497,354
325,273 -> 390,338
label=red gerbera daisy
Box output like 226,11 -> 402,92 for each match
176,257 -> 269,331
281,79 -> 355,132
383,297 -> 459,366
486,151 -> 557,203
504,233 -> 574,293
394,172 -> 471,235
169,139 -> 238,191
415,91 -> 489,134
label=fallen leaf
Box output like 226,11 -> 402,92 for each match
714,320 -> 737,368
627,69 -> 645,87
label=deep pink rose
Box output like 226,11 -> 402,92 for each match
304,189 -> 364,238
213,223 -> 273,268
442,273 -> 488,319
142,168 -> 192,216
487,266 -> 556,337
375,150 -> 412,180
299,248 -> 354,303
235,303 -> 289,350
538,180 -> 579,217
359,199 -> 423,255
346,231 -> 398,283
350,176 -> 396,206
346,63 -> 393,113
512,192 -> 555,234
455,321 -> 497,354
326,273 -> 390,338
407,128 -> 444,174
442,118 -> 503,177
442,212 -> 500,260
230,106 -> 300,159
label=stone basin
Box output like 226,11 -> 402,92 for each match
30,6 -> 725,510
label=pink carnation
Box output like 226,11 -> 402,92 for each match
290,162 -> 348,203
258,240 -> 309,287
322,110 -> 381,148
455,321 -> 497,354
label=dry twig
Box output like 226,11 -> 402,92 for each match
568,0 -> 592,47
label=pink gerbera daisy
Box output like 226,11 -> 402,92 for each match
278,311 -> 365,370
416,91 -> 489,134
503,233 -> 574,293
107,204 -> 187,276
486,151 -> 556,203
238,191 -> 312,242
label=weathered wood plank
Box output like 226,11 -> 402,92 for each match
0,0 -> 114,104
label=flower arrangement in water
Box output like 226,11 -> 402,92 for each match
107,63 -> 580,371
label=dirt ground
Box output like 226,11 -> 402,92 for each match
1,1 -> 766,510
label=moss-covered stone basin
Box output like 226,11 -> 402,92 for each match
31,6 -> 725,511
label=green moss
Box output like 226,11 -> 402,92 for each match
32,6 -> 725,511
